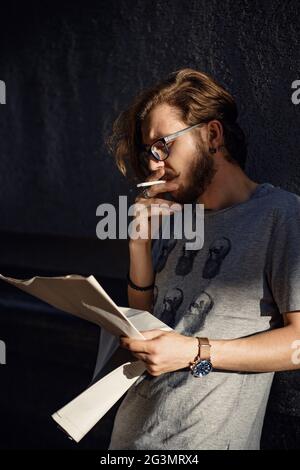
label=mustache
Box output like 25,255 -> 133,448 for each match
163,170 -> 180,180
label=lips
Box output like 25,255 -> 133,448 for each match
164,173 -> 178,181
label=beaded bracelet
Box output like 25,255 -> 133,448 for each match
126,271 -> 155,291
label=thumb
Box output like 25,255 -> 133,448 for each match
141,329 -> 164,340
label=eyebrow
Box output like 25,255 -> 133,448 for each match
143,137 -> 160,149
143,134 -> 165,150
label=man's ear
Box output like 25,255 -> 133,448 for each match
208,120 -> 223,146
209,128 -> 217,142
207,127 -> 217,151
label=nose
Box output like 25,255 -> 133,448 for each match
149,157 -> 165,172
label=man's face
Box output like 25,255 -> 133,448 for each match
141,103 -> 217,203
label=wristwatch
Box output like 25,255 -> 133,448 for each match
189,337 -> 213,377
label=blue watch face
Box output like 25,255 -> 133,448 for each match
191,359 -> 213,377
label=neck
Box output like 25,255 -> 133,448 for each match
196,162 -> 258,211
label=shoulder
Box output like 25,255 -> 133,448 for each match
270,186 -> 300,223
256,183 -> 300,223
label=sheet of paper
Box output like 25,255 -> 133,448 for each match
52,360 -> 146,443
52,308 -> 172,442
91,306 -> 172,380
0,273 -> 172,443
0,273 -> 143,339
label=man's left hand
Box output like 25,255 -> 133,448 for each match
119,329 -> 198,376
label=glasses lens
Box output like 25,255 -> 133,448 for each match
152,141 -> 169,161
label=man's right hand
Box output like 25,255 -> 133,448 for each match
130,168 -> 182,246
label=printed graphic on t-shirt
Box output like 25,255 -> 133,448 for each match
135,237 -> 231,398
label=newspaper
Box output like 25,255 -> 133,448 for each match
0,273 -> 171,442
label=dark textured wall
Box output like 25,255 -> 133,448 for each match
1,0 -> 300,236
0,0 -> 300,449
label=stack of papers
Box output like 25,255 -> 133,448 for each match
0,273 -> 171,442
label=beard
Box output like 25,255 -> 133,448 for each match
172,144 -> 217,204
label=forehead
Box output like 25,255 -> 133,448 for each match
141,103 -> 184,145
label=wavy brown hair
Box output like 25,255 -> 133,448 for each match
106,68 -> 247,181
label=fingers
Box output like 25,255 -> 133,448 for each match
142,181 -> 179,199
120,334 -> 162,354
147,167 -> 165,182
133,198 -> 182,215
141,329 -> 165,340
131,352 -> 150,363
136,167 -> 178,202
132,169 -> 182,243
120,337 -> 149,353
149,193 -> 180,213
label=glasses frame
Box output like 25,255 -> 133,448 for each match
142,122 -> 205,162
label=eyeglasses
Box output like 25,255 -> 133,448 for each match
141,123 -> 204,162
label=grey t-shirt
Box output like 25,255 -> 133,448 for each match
109,183 -> 300,450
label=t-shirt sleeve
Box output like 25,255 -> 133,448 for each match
267,206 -> 300,314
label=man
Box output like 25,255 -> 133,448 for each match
106,68 -> 300,450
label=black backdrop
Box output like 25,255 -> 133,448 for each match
0,0 -> 300,449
